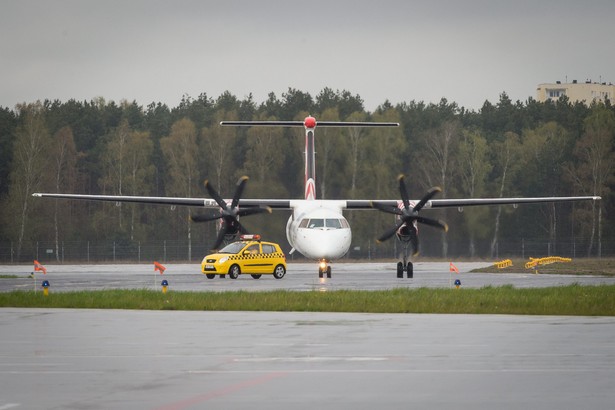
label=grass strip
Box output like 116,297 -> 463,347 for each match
1,285 -> 614,316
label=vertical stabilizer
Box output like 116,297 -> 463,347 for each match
304,116 -> 317,200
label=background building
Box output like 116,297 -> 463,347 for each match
536,80 -> 615,104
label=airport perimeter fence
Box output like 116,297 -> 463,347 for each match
0,238 -> 613,264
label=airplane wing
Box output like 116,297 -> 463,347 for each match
348,196 -> 601,210
31,193 -> 293,209
33,193 -> 600,210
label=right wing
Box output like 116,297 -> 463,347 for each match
347,195 -> 601,210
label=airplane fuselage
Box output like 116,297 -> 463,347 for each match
286,200 -> 351,261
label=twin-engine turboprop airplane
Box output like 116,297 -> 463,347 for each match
33,116 -> 600,278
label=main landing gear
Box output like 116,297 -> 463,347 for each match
318,260 -> 332,278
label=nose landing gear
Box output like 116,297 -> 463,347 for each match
396,241 -> 414,278
396,259 -> 413,278
318,260 -> 332,278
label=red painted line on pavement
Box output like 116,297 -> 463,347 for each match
152,372 -> 287,410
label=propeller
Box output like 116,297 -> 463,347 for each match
371,174 -> 448,256
190,176 -> 271,250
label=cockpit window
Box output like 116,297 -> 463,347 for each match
301,218 -> 348,229
308,219 -> 324,228
325,218 -> 342,229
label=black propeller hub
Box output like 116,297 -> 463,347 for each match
371,174 -> 448,256
190,176 -> 271,250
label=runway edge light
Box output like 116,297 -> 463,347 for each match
42,280 -> 50,296
161,279 -> 169,293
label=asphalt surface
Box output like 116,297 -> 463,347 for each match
1,309 -> 614,410
2,261 -> 615,293
2,262 -> 615,409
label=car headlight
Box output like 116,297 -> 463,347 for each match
219,257 -> 228,264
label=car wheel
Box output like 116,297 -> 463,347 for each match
229,264 -> 240,279
251,274 -> 262,279
206,274 -> 216,279
273,264 -> 286,279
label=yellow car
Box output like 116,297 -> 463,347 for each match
201,235 -> 287,279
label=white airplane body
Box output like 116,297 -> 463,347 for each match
34,116 -> 601,278
285,200 -> 350,261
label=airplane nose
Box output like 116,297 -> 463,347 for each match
307,229 -> 351,260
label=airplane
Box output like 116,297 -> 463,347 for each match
33,115 -> 601,278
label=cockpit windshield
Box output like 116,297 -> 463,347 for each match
299,218 -> 349,229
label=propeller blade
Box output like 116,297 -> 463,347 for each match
410,229 -> 419,256
373,177 -> 448,256
201,176 -> 271,249
237,206 -> 272,217
190,213 -> 223,223
398,174 -> 410,211
414,216 -> 448,231
377,220 -> 405,243
211,224 -> 228,250
231,176 -> 249,209
204,180 -> 228,210
413,186 -> 441,212
370,201 -> 403,216
237,221 -> 249,235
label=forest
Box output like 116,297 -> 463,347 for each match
0,88 -> 613,263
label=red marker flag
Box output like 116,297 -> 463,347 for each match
33,260 -> 47,274
154,261 -> 166,274
449,262 -> 459,274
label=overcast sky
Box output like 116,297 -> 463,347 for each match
2,0 -> 614,112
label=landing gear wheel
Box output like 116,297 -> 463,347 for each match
396,262 -> 404,278
273,264 -> 286,279
406,262 -> 413,278
318,269 -> 324,278
228,265 -> 240,279
251,274 -> 262,279
326,266 -> 332,278
206,274 -> 216,279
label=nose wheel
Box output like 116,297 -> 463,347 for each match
396,243 -> 414,278
396,260 -> 413,278
318,260 -> 332,278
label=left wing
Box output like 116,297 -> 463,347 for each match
32,193 -> 292,209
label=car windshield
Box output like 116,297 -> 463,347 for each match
218,242 -> 247,254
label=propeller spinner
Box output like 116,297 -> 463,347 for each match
190,176 -> 271,250
371,174 -> 448,256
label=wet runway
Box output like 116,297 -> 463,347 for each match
2,261 -> 615,293
1,309 -> 614,409
2,262 -> 615,409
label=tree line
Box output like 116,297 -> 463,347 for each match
1,88 -> 613,262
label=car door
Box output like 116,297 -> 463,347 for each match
260,243 -> 278,273
244,243 -> 263,273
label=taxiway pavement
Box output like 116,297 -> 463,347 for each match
2,261 -> 615,293
2,262 -> 614,409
